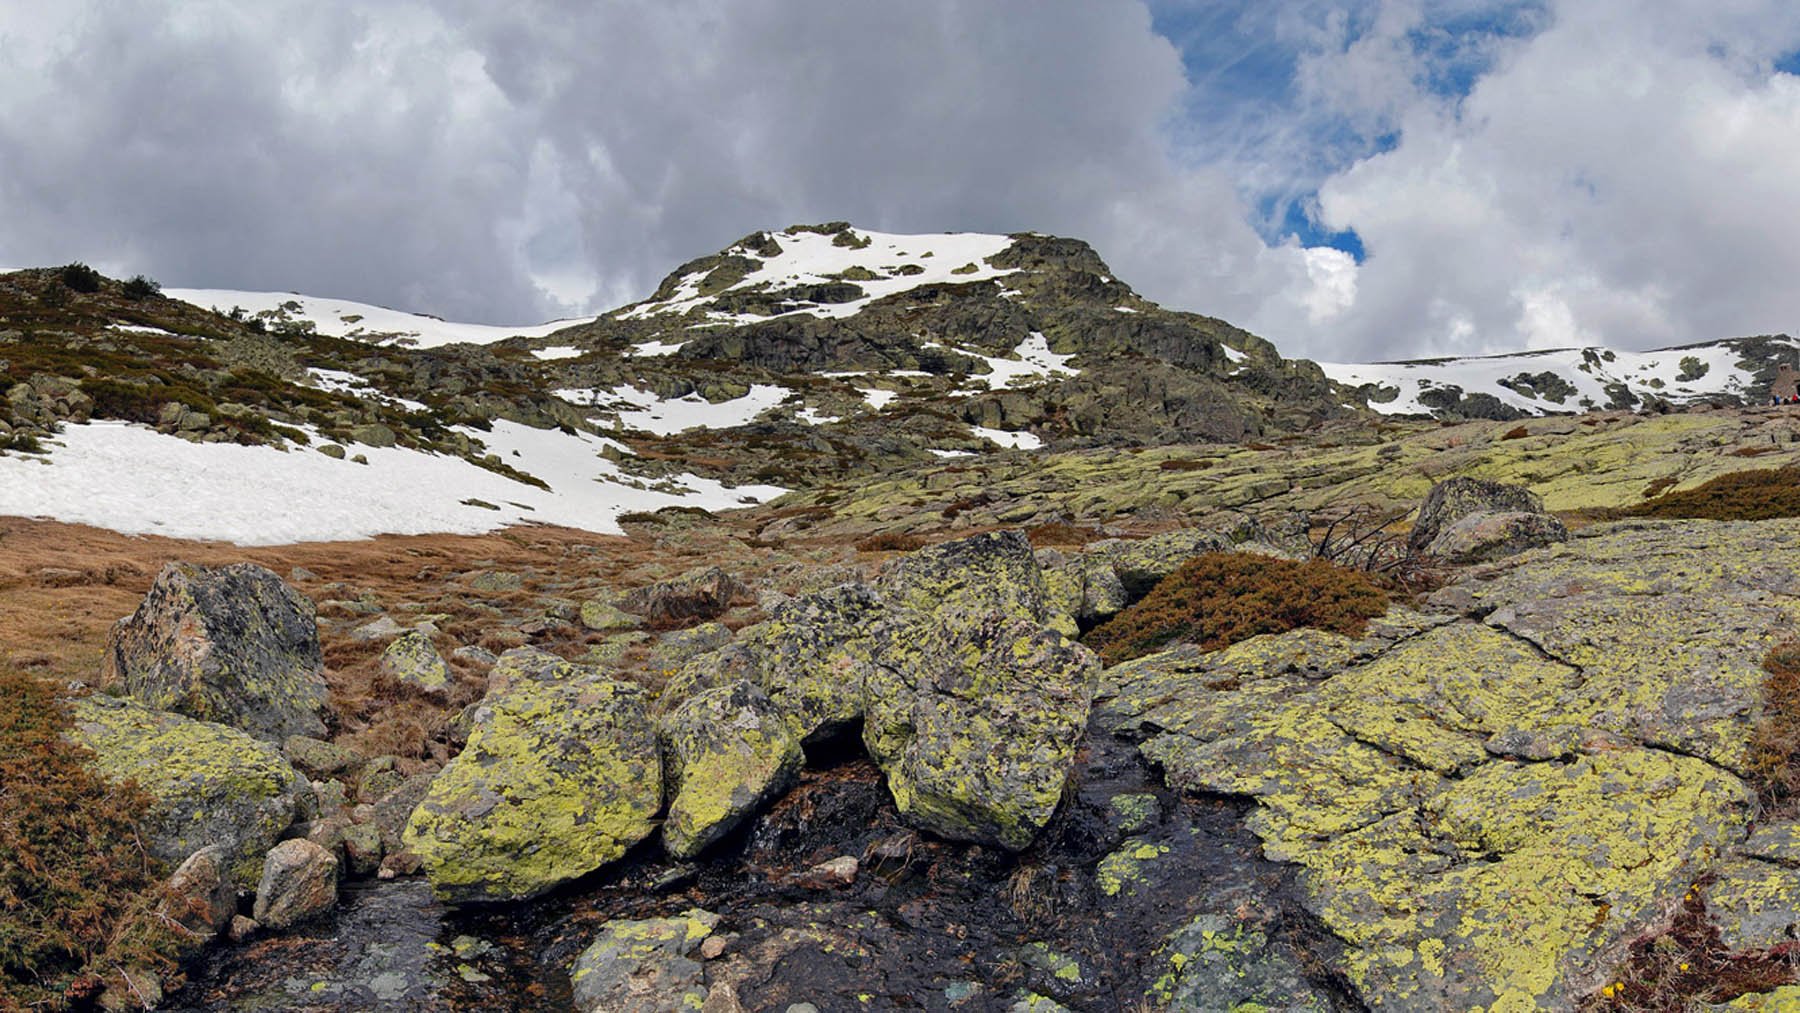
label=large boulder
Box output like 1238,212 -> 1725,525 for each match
862,610 -> 1100,850
665,583 -> 881,744
102,562 -> 328,741
68,693 -> 315,887
570,908 -> 721,1013
875,530 -> 1047,623
252,838 -> 339,929
620,566 -> 749,626
661,681 -> 803,859
1408,476 -> 1565,559
1428,510 -> 1570,565
402,648 -> 662,903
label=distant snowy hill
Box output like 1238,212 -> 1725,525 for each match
1322,335 -> 1800,418
164,288 -> 595,348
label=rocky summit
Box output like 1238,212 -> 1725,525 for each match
10,228 -> 1800,1013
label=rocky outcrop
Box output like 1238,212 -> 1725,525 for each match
1407,476 -> 1567,561
102,562 -> 327,741
621,566 -> 749,626
661,681 -> 803,859
862,610 -> 1099,850
1099,518 -> 1800,1009
1144,913 -> 1333,1011
665,582 -> 882,744
252,838 -> 339,929
402,648 -> 662,903
570,909 -> 721,1013
68,693 -> 315,888
875,529 -> 1047,622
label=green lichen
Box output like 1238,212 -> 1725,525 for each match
1095,837 -> 1170,897
403,649 -> 661,904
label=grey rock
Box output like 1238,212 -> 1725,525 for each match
252,838 -> 339,929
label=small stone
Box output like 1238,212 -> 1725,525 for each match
702,982 -> 747,1013
252,839 -> 338,930
579,598 -> 641,632
341,821 -> 383,876
378,851 -> 422,879
227,915 -> 258,942
451,645 -> 498,667
380,630 -> 451,696
283,735 -> 360,779
797,856 -> 859,889
699,935 -> 729,960
160,846 -> 237,943
350,615 -> 407,642
357,756 -> 403,805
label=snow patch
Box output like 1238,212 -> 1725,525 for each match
165,288 -> 594,348
531,346 -> 584,361
972,426 -> 1043,450
0,420 -> 781,545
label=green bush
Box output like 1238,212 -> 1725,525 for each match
1083,552 -> 1390,665
58,263 -> 101,293
0,671 -> 182,1009
122,275 -> 161,300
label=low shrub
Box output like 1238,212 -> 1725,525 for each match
121,275 -> 161,300
1025,522 -> 1109,547
1500,425 -> 1530,440
1083,552 -> 1390,665
854,532 -> 926,553
1623,466 -> 1800,521
1158,459 -> 1212,472
0,670 -> 182,1009
58,263 -> 101,293
1750,640 -> 1800,812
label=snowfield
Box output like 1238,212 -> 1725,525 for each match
618,227 -> 1019,323
0,420 -> 783,545
1321,342 -> 1775,416
165,288 -> 595,348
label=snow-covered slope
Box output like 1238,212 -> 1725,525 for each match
165,288 -> 594,348
1322,339 -> 1797,416
0,420 -> 782,544
617,225 -> 1018,324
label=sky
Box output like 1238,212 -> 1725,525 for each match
3,1 -> 1800,362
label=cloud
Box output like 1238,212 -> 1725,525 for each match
1270,0 -> 1800,359
3,1 -> 1800,365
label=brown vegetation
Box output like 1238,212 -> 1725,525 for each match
1501,425 -> 1530,440
854,532 -> 927,553
1083,552 -> 1390,665
1024,522 -> 1111,548
1623,466 -> 1800,521
1750,640 -> 1800,814
0,670 -> 183,1010
1579,879 -> 1796,1013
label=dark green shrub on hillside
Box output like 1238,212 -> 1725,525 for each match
1083,552 -> 1389,665
0,671 -> 182,1009
58,263 -> 101,293
1623,466 -> 1800,521
122,275 -> 161,300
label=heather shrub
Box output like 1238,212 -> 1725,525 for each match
1083,552 -> 1389,665
121,275 -> 161,300
0,670 -> 183,1009
1623,466 -> 1800,521
855,531 -> 926,553
58,262 -> 101,293
1751,640 -> 1800,812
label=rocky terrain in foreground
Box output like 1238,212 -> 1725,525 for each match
12,228 -> 1800,1011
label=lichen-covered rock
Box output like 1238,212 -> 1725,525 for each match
579,598 -> 641,632
1428,509 -> 1568,564
380,630 -> 450,696
862,609 -> 1099,850
1144,913 -> 1333,1012
68,693 -> 314,888
252,838 -> 338,929
648,621 -> 733,675
570,908 -> 720,1013
160,846 -> 238,944
665,583 -> 882,744
1710,986 -> 1800,1011
1100,518 -> 1800,1010
1407,475 -> 1555,555
403,647 -> 662,903
1703,857 -> 1800,952
620,565 -> 748,626
661,681 -> 803,860
101,561 -> 327,741
876,530 -> 1047,623
282,734 -> 359,779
